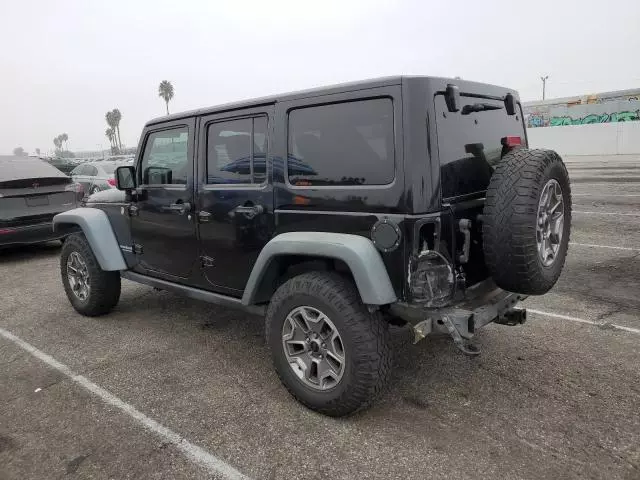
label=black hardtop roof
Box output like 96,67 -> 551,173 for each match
146,75 -> 518,127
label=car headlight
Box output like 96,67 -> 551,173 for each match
408,250 -> 455,307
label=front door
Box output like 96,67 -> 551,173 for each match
196,106 -> 275,296
130,119 -> 199,279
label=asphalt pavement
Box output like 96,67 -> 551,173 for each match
1,154 -> 639,480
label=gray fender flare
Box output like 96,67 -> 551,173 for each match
241,232 -> 397,306
53,208 -> 127,271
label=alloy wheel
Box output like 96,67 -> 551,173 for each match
281,306 -> 346,391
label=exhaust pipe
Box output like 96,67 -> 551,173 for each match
495,308 -> 527,326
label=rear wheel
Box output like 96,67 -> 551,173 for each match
60,233 -> 121,316
265,271 -> 392,417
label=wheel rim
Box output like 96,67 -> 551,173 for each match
281,306 -> 346,391
536,179 -> 565,267
67,251 -> 90,300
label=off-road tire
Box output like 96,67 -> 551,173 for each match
60,233 -> 121,316
265,271 -> 392,417
483,148 -> 571,294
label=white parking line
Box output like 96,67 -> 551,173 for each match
573,210 -> 640,216
0,327 -> 250,480
569,242 -> 640,252
528,309 -> 640,334
572,194 -> 640,197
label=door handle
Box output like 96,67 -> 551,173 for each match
169,202 -> 191,215
235,205 -> 264,219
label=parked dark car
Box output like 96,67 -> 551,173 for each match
53,76 -> 571,416
0,156 -> 81,247
46,157 -> 78,175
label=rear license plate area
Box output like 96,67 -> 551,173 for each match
26,196 -> 49,207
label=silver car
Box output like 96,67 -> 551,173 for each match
70,161 -> 121,195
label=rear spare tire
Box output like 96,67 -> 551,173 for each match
483,148 -> 571,295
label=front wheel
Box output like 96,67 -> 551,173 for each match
265,271 -> 392,417
60,233 -> 121,316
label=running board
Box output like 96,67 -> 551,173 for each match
120,271 -> 266,316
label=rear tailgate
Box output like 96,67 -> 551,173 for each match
433,87 -> 527,286
434,92 -> 527,201
0,177 -> 76,227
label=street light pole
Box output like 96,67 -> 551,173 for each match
541,75 -> 549,100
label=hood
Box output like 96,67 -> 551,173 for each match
86,188 -> 127,203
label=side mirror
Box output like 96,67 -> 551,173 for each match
504,93 -> 517,116
445,84 -> 461,112
115,166 -> 136,190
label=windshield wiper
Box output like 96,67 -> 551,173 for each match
461,103 -> 503,115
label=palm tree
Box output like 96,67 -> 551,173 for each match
61,133 -> 69,151
111,109 -> 122,150
105,128 -> 115,149
53,137 -> 61,153
35,148 -> 41,156
105,110 -> 123,150
105,111 -> 119,152
158,80 -> 174,115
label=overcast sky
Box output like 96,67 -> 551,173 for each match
1,0 -> 639,154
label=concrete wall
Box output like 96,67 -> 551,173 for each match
526,122 -> 640,155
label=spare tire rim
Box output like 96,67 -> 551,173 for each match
67,251 -> 90,300
536,179 -> 565,267
281,306 -> 345,391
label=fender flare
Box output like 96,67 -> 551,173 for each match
53,208 -> 127,271
242,232 -> 397,306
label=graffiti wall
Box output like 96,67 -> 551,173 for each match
524,89 -> 640,128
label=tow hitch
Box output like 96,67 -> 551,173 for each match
495,308 -> 527,326
392,280 -> 527,357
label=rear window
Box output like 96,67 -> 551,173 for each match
435,94 -> 525,199
101,164 -> 117,174
287,98 -> 394,186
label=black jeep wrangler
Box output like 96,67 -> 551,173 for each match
53,76 -> 571,416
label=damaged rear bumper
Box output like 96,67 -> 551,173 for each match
390,279 -> 527,347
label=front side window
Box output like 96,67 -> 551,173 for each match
206,116 -> 267,185
139,127 -> 189,185
287,98 -> 394,186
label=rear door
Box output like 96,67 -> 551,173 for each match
196,106 -> 275,296
129,119 -> 199,279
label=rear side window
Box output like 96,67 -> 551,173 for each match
140,127 -> 189,185
287,98 -> 394,186
86,165 -> 98,176
435,94 -> 525,199
206,116 -> 267,185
